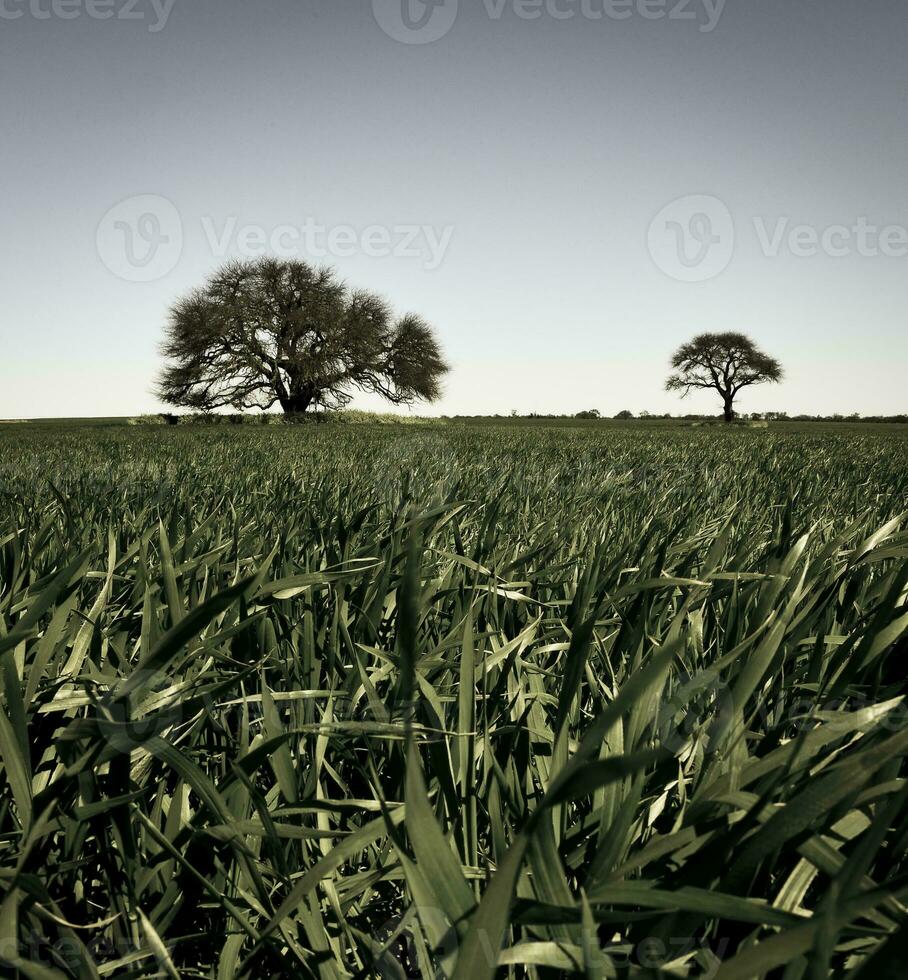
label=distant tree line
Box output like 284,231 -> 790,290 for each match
446,411 -> 908,423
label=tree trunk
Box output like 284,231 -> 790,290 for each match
723,396 -> 735,423
280,390 -> 314,415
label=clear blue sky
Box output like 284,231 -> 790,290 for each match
2,0 -> 907,418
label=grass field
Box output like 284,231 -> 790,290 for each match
1,421 -> 907,978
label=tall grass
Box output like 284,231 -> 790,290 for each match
0,423 -> 907,978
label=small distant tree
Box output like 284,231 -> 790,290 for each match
614,410 -> 634,420
575,409 -> 600,420
158,258 -> 448,415
666,332 -> 783,422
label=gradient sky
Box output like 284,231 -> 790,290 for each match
2,0 -> 907,418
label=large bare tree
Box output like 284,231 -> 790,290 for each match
157,258 -> 448,415
666,332 -> 783,422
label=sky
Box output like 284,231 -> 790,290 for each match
2,0 -> 907,419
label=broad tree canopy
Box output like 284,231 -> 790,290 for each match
666,332 -> 783,421
157,258 -> 448,414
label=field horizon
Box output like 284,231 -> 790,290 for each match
3,413 -> 908,434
